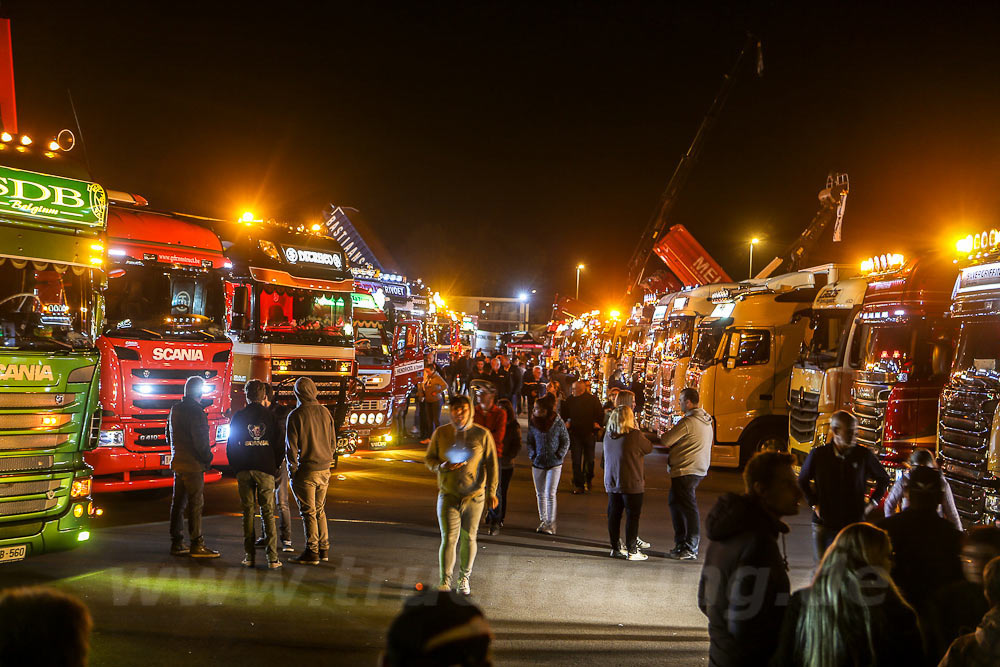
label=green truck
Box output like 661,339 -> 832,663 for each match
0,158 -> 106,562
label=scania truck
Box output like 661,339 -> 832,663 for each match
787,276 -> 867,464
0,156 -> 104,560
684,271 -> 828,467
937,231 -> 1000,525
850,252 -> 956,477
88,203 -> 233,490
219,217 -> 361,452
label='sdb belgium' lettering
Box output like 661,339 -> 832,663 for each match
0,364 -> 54,381
151,348 -> 205,362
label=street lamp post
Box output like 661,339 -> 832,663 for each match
518,292 -> 529,329
576,263 -> 585,300
749,238 -> 759,279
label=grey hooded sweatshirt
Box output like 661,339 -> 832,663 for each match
660,407 -> 713,477
285,377 -> 335,477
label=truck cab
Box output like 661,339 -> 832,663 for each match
0,158 -> 104,559
787,276 -> 867,465
350,291 -> 424,448
91,206 -> 232,490
219,218 -> 359,451
654,283 -> 739,434
685,271 -> 824,467
938,232 -> 1000,525
850,253 -> 957,478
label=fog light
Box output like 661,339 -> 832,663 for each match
385,434 -> 393,442
73,504 -> 84,518
77,531 -> 90,542
71,478 -> 92,498
375,413 -> 385,424
359,413 -> 368,425
134,384 -> 155,395
350,413 -> 359,425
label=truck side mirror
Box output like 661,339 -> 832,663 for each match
230,314 -> 246,331
724,356 -> 737,370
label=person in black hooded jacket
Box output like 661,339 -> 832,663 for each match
697,451 -> 802,667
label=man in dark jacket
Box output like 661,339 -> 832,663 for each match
286,377 -> 335,565
698,451 -> 802,667
561,380 -> 605,493
488,357 -> 512,400
503,356 -> 524,414
228,379 -> 284,569
257,383 -> 294,553
521,365 -> 546,416
797,410 -> 890,561
167,376 -> 219,558
877,465 -> 964,612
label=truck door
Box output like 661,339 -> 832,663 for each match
714,328 -> 773,442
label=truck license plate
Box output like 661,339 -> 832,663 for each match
0,545 -> 27,563
160,454 -> 172,467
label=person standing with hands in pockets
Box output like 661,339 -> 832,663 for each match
425,395 -> 499,596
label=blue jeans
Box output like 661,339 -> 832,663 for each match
668,474 -> 704,553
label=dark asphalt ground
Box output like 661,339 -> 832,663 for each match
0,419 -> 817,666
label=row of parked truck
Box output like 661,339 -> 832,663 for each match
0,147 -> 431,561
614,241 -> 1000,527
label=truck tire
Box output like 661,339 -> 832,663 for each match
739,426 -> 789,467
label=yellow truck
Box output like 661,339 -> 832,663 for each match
787,277 -> 867,465
684,269 -> 842,467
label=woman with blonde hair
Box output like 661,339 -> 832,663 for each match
771,522 -> 926,666
603,405 -> 653,560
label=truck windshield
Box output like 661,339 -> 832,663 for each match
355,323 -> 391,365
254,285 -> 352,347
0,259 -> 97,351
953,321 -> 1000,376
691,325 -> 724,366
804,310 -> 853,367
105,265 -> 228,342
664,316 -> 695,358
859,321 -> 951,382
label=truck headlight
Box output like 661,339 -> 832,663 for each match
375,413 -> 385,424
985,494 -> 1000,514
216,424 -> 230,442
71,477 -> 92,498
359,413 -> 368,425
350,413 -> 359,425
99,429 -> 124,447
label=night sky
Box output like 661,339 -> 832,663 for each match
8,2 -> 1000,312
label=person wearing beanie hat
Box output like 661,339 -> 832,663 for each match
425,395 -> 499,596
381,589 -> 493,666
286,376 -> 336,565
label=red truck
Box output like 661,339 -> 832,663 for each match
350,288 -> 425,448
850,252 -> 957,477
89,203 -> 232,491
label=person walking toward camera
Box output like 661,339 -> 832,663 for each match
286,377 -> 335,566
561,380 -> 604,494
604,405 -> 653,560
526,393 -> 570,535
228,380 -> 284,569
167,375 -> 220,558
659,387 -> 713,560
425,395 -> 499,595
418,364 -> 449,445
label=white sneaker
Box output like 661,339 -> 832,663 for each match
457,576 -> 471,595
636,537 -> 651,550
627,550 -> 649,561
535,522 -> 546,533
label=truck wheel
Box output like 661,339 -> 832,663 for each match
739,428 -> 789,467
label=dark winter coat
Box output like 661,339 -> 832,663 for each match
500,419 -> 521,470
798,443 -> 891,533
770,583 -> 926,666
489,368 -> 513,399
285,377 -> 335,477
698,493 -> 790,667
877,507 -> 964,612
227,402 -> 283,477
167,379 -> 212,473
603,428 -> 653,494
526,415 -> 570,470
560,392 -> 604,436
940,607 -> 1000,667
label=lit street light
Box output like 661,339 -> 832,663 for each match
749,238 -> 760,279
576,263 -> 585,300
518,292 -> 530,328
